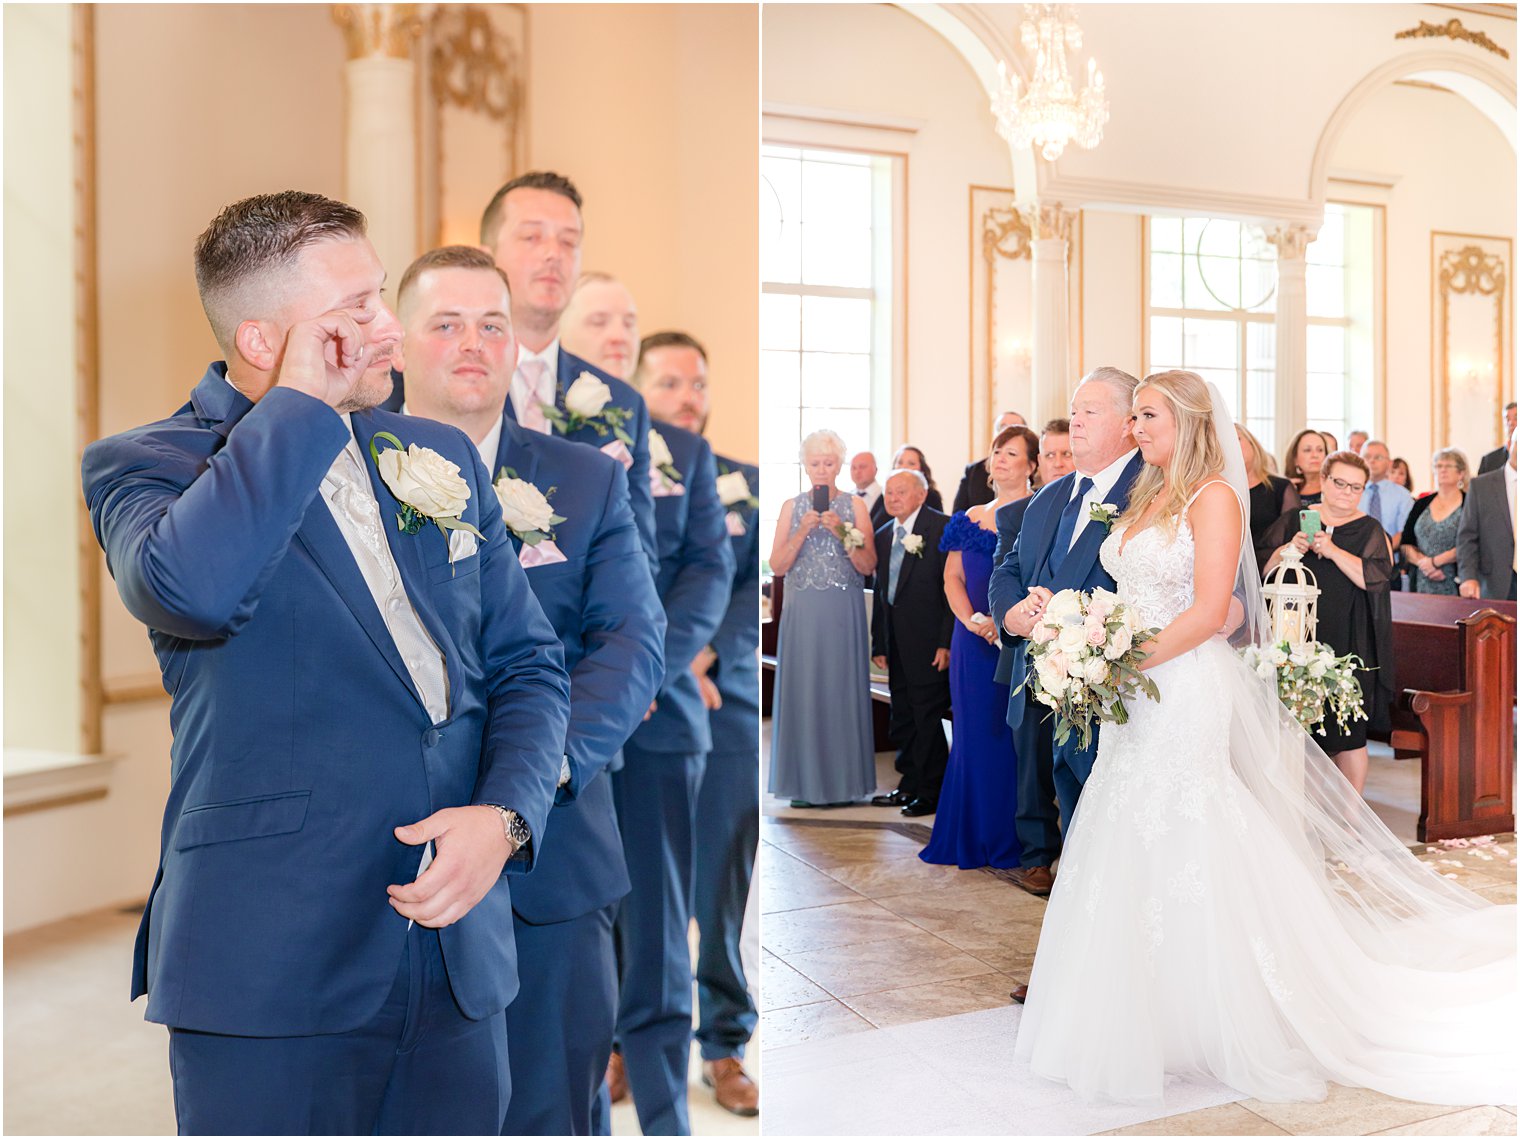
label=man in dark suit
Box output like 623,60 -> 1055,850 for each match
953,410 -> 1027,512
396,245 -> 666,1135
615,338 -> 735,1135
1477,402 -> 1517,475
1459,430 -> 1517,601
384,172 -> 658,579
81,193 -> 571,1134
988,367 -> 1142,899
870,470 -> 954,817
638,329 -> 761,1116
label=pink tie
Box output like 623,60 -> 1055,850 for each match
518,358 -> 552,434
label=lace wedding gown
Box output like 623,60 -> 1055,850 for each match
1013,507 -> 1517,1108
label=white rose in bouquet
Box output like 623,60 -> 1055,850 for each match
1083,656 -> 1111,685
1087,589 -> 1119,623
494,476 -> 556,534
1045,590 -> 1084,622
565,372 -> 613,417
1057,623 -> 1089,655
376,444 -> 470,519
1104,624 -> 1134,660
1037,659 -> 1068,696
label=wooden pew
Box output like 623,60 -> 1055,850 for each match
1383,593 -> 1516,841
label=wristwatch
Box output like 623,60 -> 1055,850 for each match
483,804 -> 532,854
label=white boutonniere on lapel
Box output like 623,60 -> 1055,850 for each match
649,429 -> 685,497
716,466 -> 758,535
902,533 -> 926,557
369,432 -> 483,568
493,469 -> 566,547
542,372 -> 635,446
1088,502 -> 1120,531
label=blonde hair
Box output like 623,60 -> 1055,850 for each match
1235,423 -> 1271,485
1117,370 -> 1226,539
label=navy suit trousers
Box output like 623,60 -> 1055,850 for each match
167,925 -> 507,1136
502,905 -> 618,1136
611,742 -> 706,1136
693,747 -> 758,1061
1012,707 -> 1099,866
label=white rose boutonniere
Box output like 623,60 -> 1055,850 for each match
715,470 -> 756,508
493,469 -> 566,546
543,371 -> 635,445
832,522 -> 866,550
1088,502 -> 1120,531
369,432 -> 484,567
902,533 -> 925,557
649,429 -> 683,489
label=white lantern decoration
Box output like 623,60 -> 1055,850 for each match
1263,545 -> 1320,646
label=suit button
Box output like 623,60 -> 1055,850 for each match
424,728 -> 442,748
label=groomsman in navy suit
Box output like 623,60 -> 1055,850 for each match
639,331 -> 760,1117
384,172 -> 658,578
988,367 -> 1142,900
81,193 -> 571,1134
610,334 -> 735,1135
395,245 -> 666,1135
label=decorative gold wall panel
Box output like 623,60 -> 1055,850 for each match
1432,231 -> 1512,464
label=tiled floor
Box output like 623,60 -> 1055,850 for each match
4,907 -> 760,1136
760,723 -> 1516,1136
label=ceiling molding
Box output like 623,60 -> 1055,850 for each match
1034,174 -> 1324,229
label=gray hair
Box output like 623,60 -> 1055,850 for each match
1077,366 -> 1139,414
885,468 -> 928,492
800,428 -> 847,462
1361,438 -> 1389,456
1431,446 -> 1469,478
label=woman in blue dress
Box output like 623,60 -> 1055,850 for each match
768,428 -> 879,806
921,425 -> 1039,867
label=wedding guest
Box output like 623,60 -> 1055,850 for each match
768,429 -> 878,807
638,331 -> 761,1117
1265,452 -> 1394,794
952,410 -> 1027,512
395,245 -> 664,1136
1284,428 -> 1329,506
1237,423 -> 1301,573
1389,457 -> 1415,494
1458,431 -> 1517,601
616,368 -> 734,1136
81,192 -> 571,1134
561,270 -> 640,381
872,444 -> 942,529
850,451 -> 882,512
921,425 -> 1038,867
1400,449 -> 1467,596
1036,417 -> 1075,489
1358,440 -> 1414,547
1347,429 -> 1369,454
1477,402 -> 1518,475
1322,430 -> 1340,452
870,470 -> 954,817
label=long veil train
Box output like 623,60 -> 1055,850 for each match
1014,380 -> 1516,1108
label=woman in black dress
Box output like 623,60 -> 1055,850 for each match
1237,423 -> 1300,573
1263,451 -> 1394,796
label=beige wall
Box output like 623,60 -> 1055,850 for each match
7,3 -> 758,934
526,4 -> 759,462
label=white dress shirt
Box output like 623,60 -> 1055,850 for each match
893,505 -> 922,537
320,418 -> 450,724
511,340 -> 561,431
855,481 -> 882,512
1066,448 -> 1138,550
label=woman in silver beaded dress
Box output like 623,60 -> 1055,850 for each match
767,428 -> 879,806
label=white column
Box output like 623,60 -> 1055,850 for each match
332,4 -> 422,281
1268,224 -> 1313,455
1027,203 -> 1076,426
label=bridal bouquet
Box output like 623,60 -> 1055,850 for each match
1240,641 -> 1367,735
1016,588 -> 1161,751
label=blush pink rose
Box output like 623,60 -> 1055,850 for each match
1086,621 -> 1107,646
1047,651 -> 1069,676
1031,620 -> 1057,644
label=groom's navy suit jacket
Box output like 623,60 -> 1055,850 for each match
489,415 -> 666,923
988,453 -> 1145,730
628,423 -> 735,755
81,364 -> 571,1038
388,348 -> 657,579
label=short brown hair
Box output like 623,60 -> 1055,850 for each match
194,191 -> 366,349
396,245 -> 511,316
637,330 -> 708,371
1323,450 -> 1369,482
480,171 -> 583,249
1041,417 -> 1070,437
1283,428 -> 1328,484
991,424 -> 1039,467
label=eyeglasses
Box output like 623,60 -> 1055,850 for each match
1327,476 -> 1365,494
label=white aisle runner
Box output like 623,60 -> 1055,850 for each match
764,1004 -> 1245,1136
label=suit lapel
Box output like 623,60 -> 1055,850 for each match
1031,473 -> 1075,584
353,413 -> 463,714
1057,453 -> 1145,586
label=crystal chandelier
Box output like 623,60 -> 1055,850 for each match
991,5 -> 1109,162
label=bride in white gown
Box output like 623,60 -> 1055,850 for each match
1014,370 -> 1516,1108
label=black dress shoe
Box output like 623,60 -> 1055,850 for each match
870,789 -> 909,807
900,797 -> 937,818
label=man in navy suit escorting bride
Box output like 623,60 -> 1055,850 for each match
988,367 -> 1143,900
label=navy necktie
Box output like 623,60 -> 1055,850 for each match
1049,476 -> 1094,574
